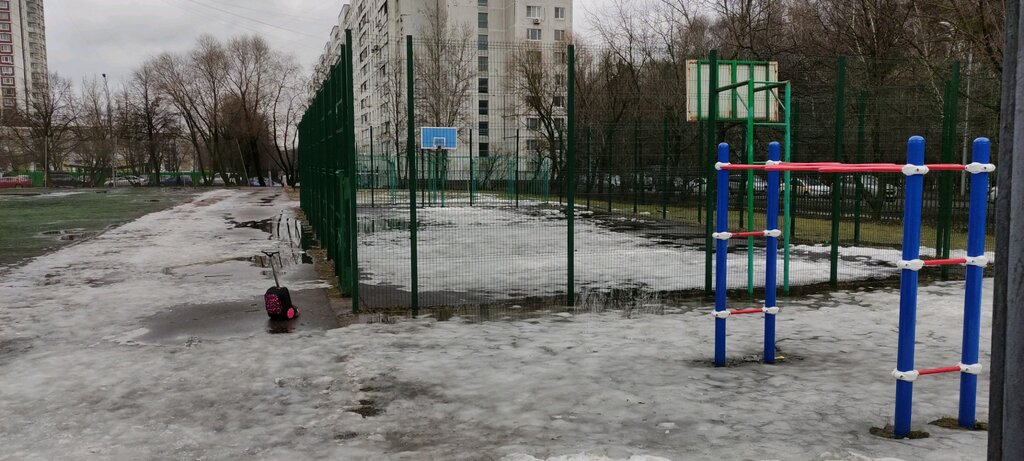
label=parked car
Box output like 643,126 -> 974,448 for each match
104,175 -> 146,187
159,175 -> 194,186
249,177 -> 283,187
788,177 -> 831,197
682,177 -> 705,195
840,175 -> 898,201
0,175 -> 31,188
50,173 -> 88,188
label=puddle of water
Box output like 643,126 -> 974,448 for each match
39,228 -> 99,242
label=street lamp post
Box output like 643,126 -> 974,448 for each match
102,73 -> 114,184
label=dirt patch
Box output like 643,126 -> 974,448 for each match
869,425 -> 930,439
348,399 -> 383,418
930,417 -> 988,431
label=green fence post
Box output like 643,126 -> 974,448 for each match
633,122 -> 639,215
829,56 -> 846,289
854,90 -> 866,245
515,128 -> 520,208
406,35 -> 419,317
587,127 -> 592,209
374,124 -> 378,206
704,50 -> 719,296
661,115 -> 668,220
345,29 -> 359,313
567,44 -> 577,306
469,128 -> 475,206
746,70 -> 755,298
938,62 -> 961,281
606,124 -> 612,213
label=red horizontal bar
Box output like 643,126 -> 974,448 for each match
730,308 -> 764,315
927,164 -> 967,171
719,164 -> 766,171
919,366 -> 962,376
923,258 -> 968,266
730,231 -> 766,238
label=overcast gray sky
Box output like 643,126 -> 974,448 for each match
47,0 -> 611,85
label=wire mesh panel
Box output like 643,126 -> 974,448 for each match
298,27 -> 999,313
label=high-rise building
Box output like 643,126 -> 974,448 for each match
0,0 -> 47,116
315,0 -> 572,157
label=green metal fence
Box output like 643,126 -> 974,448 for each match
296,32 -> 997,314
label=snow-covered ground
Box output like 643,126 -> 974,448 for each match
358,201 -> 990,304
0,189 -> 991,460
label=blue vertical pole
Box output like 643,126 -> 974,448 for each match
714,142 -> 730,367
958,137 -> 990,429
764,142 -> 780,364
894,135 -> 926,439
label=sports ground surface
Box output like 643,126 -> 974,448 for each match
0,189 -> 990,460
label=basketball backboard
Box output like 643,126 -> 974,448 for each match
686,60 -> 781,122
420,127 -> 458,150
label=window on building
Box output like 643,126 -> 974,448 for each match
479,121 -> 489,137
3,98 -> 13,107
527,28 -> 542,41
554,30 -> 566,42
0,33 -> 11,42
478,77 -> 489,94
479,100 -> 489,115
557,51 -> 568,64
555,118 -> 566,130
478,56 -> 488,72
553,95 -> 565,107
526,139 -> 540,151
0,56 -> 11,64
1,77 -> 12,86
555,7 -> 566,19
0,45 -> 11,53
479,142 -> 490,157
478,34 -> 488,51
478,12 -> 488,28
2,88 -> 13,96
526,5 -> 542,18
555,73 -> 565,85
0,12 -> 9,20
1,66 -> 13,76
0,2 -> 10,10
478,0 -> 487,6
0,24 -> 10,31
527,117 -> 541,130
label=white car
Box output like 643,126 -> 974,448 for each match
105,175 -> 146,187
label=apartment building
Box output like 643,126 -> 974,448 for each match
0,0 -> 47,116
315,0 -> 572,157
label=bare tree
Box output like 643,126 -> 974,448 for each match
414,2 -> 476,129
127,61 -> 177,184
6,73 -> 77,186
269,56 -> 303,186
153,36 -> 231,185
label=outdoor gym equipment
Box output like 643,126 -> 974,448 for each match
712,136 -> 993,438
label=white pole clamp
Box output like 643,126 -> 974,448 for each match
897,259 -> 925,271
892,369 -> 920,382
715,162 -> 731,171
902,164 -> 930,176
711,310 -> 731,319
965,255 -> 989,267
763,229 -> 783,238
764,160 -> 782,166
959,363 -> 983,375
964,162 -> 996,174
763,306 -> 780,315
712,232 -> 733,240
